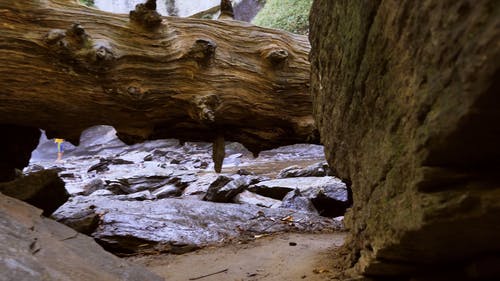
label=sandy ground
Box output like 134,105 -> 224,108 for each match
128,232 -> 346,281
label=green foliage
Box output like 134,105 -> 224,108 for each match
252,0 -> 313,35
79,0 -> 95,7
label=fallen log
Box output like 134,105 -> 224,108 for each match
0,0 -> 315,172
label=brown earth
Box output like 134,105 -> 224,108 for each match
128,232 -> 346,281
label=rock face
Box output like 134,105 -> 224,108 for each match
0,170 -> 69,216
310,0 -> 500,279
0,193 -> 163,281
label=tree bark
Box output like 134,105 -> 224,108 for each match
0,0 -> 315,159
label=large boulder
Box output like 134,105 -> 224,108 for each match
0,193 -> 163,281
0,169 -> 69,216
310,0 -> 500,279
53,195 -> 340,255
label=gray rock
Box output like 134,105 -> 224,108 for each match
233,190 -> 281,208
0,169 -> 69,216
127,190 -> 156,201
115,176 -> 172,194
203,175 -> 253,202
80,178 -> 106,196
277,161 -> 330,178
89,189 -> 114,196
249,176 -> 347,200
54,195 -> 340,255
0,193 -> 163,281
249,176 -> 349,217
87,157 -> 134,173
152,184 -> 180,199
281,189 -> 317,214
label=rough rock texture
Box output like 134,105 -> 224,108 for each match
310,0 -> 500,279
0,193 -> 163,281
53,195 -> 339,255
0,170 -> 69,216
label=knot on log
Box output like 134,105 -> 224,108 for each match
185,39 -> 217,66
191,94 -> 220,125
44,25 -> 115,72
265,49 -> 289,66
93,41 -> 116,64
129,0 -> 162,29
67,23 -> 89,45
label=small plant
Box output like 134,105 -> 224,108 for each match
79,0 -> 95,7
252,0 -> 313,35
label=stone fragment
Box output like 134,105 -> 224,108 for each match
281,189 -> 317,214
152,184 -> 180,199
277,161 -> 330,178
203,175 -> 254,202
233,190 -> 281,208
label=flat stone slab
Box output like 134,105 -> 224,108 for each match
54,195 -> 341,255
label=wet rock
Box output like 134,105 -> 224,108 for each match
87,157 -> 134,173
114,176 -> 172,194
277,161 -> 330,178
54,195 -> 340,255
233,190 -> 281,208
126,190 -> 156,201
152,184 -> 180,199
0,169 -> 68,216
0,193 -> 163,281
281,189 -> 317,214
80,178 -> 106,196
203,175 -> 253,203
182,173 -> 220,198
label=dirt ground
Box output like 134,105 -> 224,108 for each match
128,232 -> 346,281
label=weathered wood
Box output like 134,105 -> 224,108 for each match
0,0 -> 315,157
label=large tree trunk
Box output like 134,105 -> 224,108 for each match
0,0 -> 315,164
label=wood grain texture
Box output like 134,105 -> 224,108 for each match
0,0 -> 316,155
